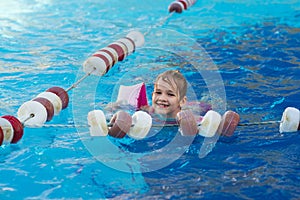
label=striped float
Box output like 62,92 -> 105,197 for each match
168,0 -> 196,13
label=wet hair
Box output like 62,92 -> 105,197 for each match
154,70 -> 187,101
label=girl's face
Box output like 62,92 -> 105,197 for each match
152,78 -> 186,119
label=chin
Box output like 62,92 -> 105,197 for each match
154,108 -> 168,116
155,110 -> 167,116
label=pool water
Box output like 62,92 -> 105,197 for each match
1,0 -> 300,199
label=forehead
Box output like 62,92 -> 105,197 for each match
155,78 -> 176,92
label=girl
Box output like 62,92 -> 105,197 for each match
141,70 -> 188,120
101,70 -> 239,137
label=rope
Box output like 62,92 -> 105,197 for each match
238,120 -> 281,126
23,120 -> 283,129
25,123 -> 178,129
66,11 -> 175,94
143,12 -> 174,36
66,68 -> 96,92
22,114 -> 35,124
1,2 -> 288,133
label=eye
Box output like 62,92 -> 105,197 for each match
154,91 -> 162,95
168,93 -> 175,97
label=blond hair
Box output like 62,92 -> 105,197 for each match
154,70 -> 187,101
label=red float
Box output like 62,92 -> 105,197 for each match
178,0 -> 188,9
46,87 -> 69,109
0,127 -> 3,146
2,115 -> 24,144
92,53 -> 111,73
176,110 -> 198,136
123,37 -> 136,53
218,111 -> 240,137
100,47 -> 118,66
108,111 -> 132,138
108,43 -> 127,61
168,0 -> 196,13
168,2 -> 183,13
33,97 -> 55,121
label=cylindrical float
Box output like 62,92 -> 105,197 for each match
108,111 -> 132,138
198,110 -> 221,137
87,110 -> 109,136
83,31 -> 144,77
37,92 -> 63,115
279,107 -> 300,133
176,110 -> 198,136
0,117 -> 14,145
1,115 -> 24,144
46,87 -> 69,109
217,111 -> 240,137
168,0 -> 196,13
128,111 -> 152,139
17,86 -> 69,127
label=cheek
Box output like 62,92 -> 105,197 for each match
152,93 -> 156,102
172,98 -> 181,107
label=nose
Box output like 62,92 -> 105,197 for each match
157,93 -> 168,102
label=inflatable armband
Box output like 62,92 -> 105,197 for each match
117,82 -> 148,110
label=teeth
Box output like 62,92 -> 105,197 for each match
87,110 -> 108,136
199,110 -> 221,137
37,92 -> 62,115
17,101 -> 48,126
176,110 -> 198,136
279,107 -> 300,133
128,111 -> 152,139
157,102 -> 168,106
217,111 -> 240,137
0,117 -> 14,144
157,103 -> 169,108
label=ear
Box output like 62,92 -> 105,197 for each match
179,96 -> 187,107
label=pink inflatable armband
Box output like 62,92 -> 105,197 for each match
117,82 -> 148,110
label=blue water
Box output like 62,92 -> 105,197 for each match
1,0 -> 300,199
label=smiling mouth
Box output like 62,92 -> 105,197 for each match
156,102 -> 169,108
